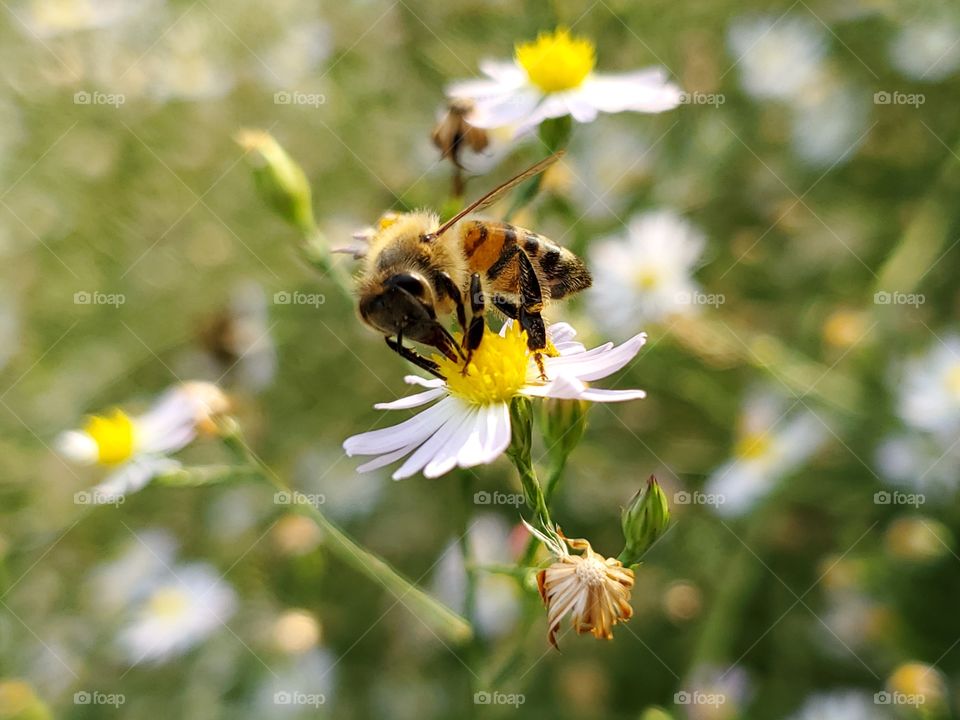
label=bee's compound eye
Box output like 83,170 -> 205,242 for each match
388,273 -> 427,298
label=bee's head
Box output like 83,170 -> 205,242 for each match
359,272 -> 460,362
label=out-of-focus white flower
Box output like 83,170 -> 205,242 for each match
790,78 -> 868,167
86,529 -> 178,614
890,16 -> 960,81
257,21 -> 332,89
786,690 -> 887,720
294,447 -> 383,522
145,13 -> 234,101
56,381 -> 229,502
875,432 -> 960,496
727,15 -> 826,101
587,210 -> 706,330
681,664 -> 752,720
432,515 -> 521,640
447,27 -> 681,136
343,322 -> 646,480
17,0 -> 159,38
119,562 -> 236,664
896,335 -> 960,439
255,648 -> 337,716
705,391 -> 827,516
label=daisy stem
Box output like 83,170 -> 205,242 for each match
507,399 -> 553,533
219,423 -> 473,645
518,455 -> 568,567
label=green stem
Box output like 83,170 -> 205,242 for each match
220,427 -> 473,645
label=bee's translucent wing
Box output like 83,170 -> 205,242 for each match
433,151 -> 565,238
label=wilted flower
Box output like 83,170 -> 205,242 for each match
119,562 -> 236,664
447,27 -> 681,136
704,390 -> 826,516
431,98 -> 490,170
527,522 -> 634,648
343,321 -> 646,479
56,382 -> 230,502
588,209 -> 706,331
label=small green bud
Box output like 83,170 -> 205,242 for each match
540,397 -> 587,460
235,129 -> 315,234
619,475 -> 670,566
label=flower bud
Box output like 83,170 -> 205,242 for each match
540,397 -> 587,460
620,475 -> 670,566
235,129 -> 315,234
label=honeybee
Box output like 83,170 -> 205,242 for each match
343,154 -> 592,378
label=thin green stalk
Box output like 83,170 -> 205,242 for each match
220,427 -> 472,645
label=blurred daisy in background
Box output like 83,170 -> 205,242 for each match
680,664 -> 752,720
790,78 -> 869,167
432,514 -> 521,640
786,690 -> 887,720
16,0 -> 158,38
256,20 -> 332,89
876,432 -> 960,496
56,381 -> 230,502
447,27 -> 681,136
119,562 -> 236,664
343,322 -> 646,480
86,528 -> 179,615
889,14 -> 960,81
587,209 -> 706,331
705,390 -> 826,517
293,446 -> 384,522
727,15 -> 826,101
895,334 -> 960,440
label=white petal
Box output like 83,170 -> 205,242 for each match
404,375 -> 446,389
136,388 -> 198,455
394,402 -> 474,479
454,406 -> 488,467
545,332 -> 647,382
522,374 -> 646,402
578,69 -> 683,114
482,403 -> 512,460
547,322 -> 577,345
343,396 -> 460,456
425,407 -> 482,478
56,430 -> 98,465
515,94 -> 573,134
356,445 -> 417,474
374,388 -> 446,410
469,88 -> 542,129
90,456 -> 180,502
478,59 -> 526,83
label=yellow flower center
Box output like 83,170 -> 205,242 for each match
148,588 -> 190,619
946,364 -> 960,399
516,28 -> 595,93
83,409 -> 137,465
734,432 -> 771,460
634,267 -> 662,291
435,323 -> 532,405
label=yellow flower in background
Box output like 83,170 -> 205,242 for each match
56,382 -> 229,503
447,27 -> 681,136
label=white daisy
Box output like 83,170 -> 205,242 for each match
727,15 -> 826,101
446,27 -> 681,137
896,334 -> 960,440
705,391 -> 826,517
587,209 -> 706,331
118,562 -> 236,664
890,16 -> 960,81
56,381 -> 230,503
343,321 -> 646,480
786,690 -> 886,720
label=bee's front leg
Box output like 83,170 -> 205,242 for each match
461,272 -> 486,374
384,336 -> 444,379
516,250 -> 548,380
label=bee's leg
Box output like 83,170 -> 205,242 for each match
461,273 -> 486,373
384,336 -> 444,379
516,250 -> 548,379
434,271 -> 468,333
